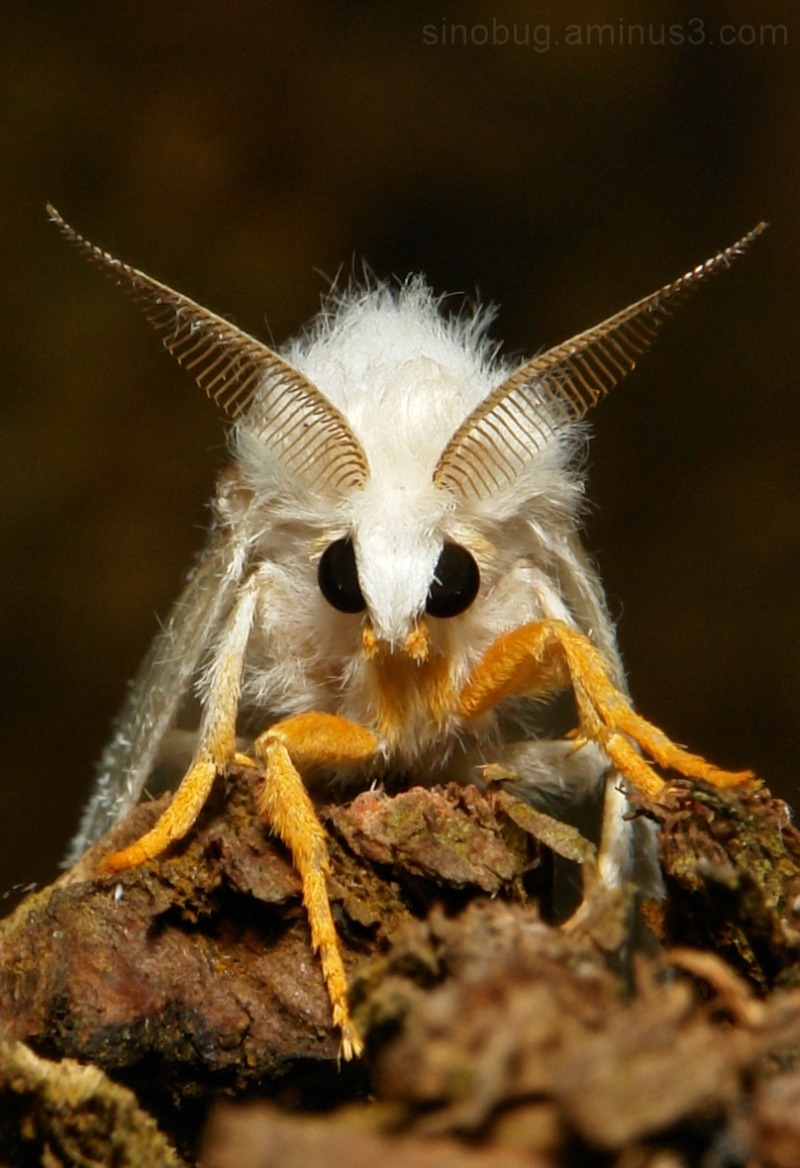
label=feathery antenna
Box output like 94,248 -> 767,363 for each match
434,223 -> 767,501
47,205 -> 370,494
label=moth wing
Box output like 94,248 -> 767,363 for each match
65,529 -> 245,865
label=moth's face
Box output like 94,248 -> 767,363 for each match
317,485 -> 480,651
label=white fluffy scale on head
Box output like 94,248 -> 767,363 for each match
284,277 -> 506,483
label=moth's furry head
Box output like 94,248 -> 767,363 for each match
235,278 -> 585,648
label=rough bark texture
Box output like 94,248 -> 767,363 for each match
2,771 -> 800,1166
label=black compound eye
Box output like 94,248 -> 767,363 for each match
318,538 -> 366,613
426,542 -> 480,619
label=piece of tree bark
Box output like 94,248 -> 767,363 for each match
0,770 -> 550,1153
202,906 -> 800,1166
202,1099 -> 543,1168
641,778 -> 800,986
0,1037 -> 184,1167
4,773 -> 800,1166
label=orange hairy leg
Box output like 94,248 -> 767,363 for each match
98,757 -> 219,873
458,619 -> 755,800
254,712 -> 378,1060
98,580 -> 262,875
98,654 -> 240,872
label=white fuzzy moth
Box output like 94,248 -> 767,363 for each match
50,207 -> 763,1058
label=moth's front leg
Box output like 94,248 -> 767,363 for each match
458,618 -> 756,801
253,712 -> 378,1060
98,755 -> 220,873
98,572 -> 263,875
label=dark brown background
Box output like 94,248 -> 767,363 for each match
1,2 -> 797,897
